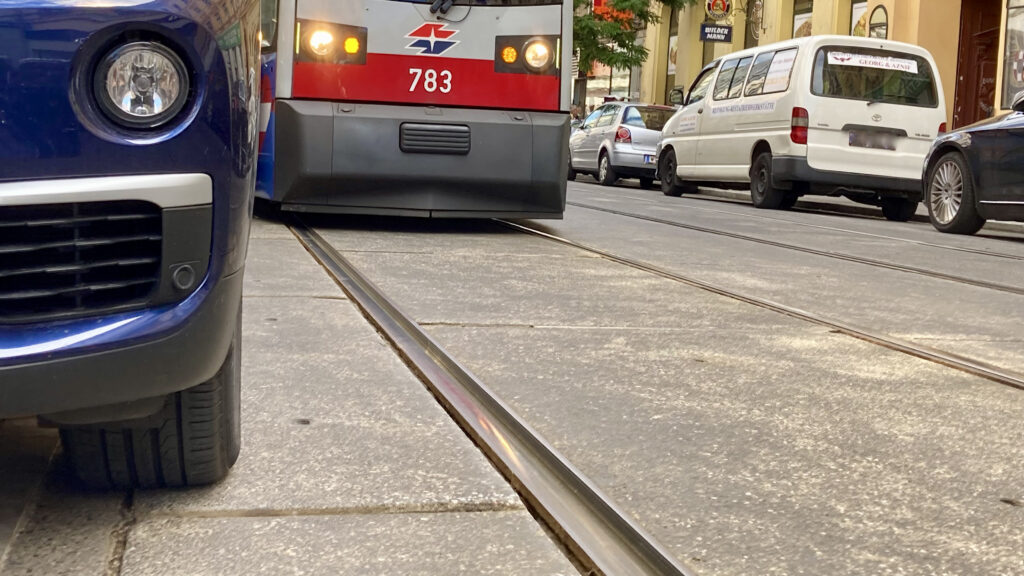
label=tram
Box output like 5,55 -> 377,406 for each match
257,0 -> 572,218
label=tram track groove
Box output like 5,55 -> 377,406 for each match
574,186 -> 1024,261
568,201 -> 1024,297
500,220 -> 1024,393
289,219 -> 695,576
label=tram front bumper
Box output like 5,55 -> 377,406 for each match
271,100 -> 568,218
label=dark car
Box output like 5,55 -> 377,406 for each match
0,0 -> 261,489
923,92 -> 1024,234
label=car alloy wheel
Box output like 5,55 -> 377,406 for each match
930,159 -> 963,225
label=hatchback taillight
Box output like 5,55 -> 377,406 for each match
938,122 -> 947,135
791,107 -> 809,145
615,126 -> 632,143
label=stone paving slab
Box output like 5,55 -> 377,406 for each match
243,237 -> 343,298
121,512 -> 576,576
0,458 -> 125,576
135,296 -> 521,517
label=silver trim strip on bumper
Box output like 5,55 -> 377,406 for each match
979,200 -> 1024,205
0,174 -> 212,208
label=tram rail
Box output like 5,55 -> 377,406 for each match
567,201 -> 1024,296
500,220 -> 1024,393
288,218 -> 695,576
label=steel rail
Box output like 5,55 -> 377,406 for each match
289,220 -> 695,576
665,194 -> 1024,261
568,201 -> 1024,297
501,220 -> 1024,393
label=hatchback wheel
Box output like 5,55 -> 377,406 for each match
598,153 -> 618,186
926,152 -> 985,234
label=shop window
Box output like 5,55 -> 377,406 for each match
1003,1 -> 1024,107
869,6 -> 888,39
850,1 -> 868,36
793,0 -> 813,38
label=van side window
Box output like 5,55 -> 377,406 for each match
761,48 -> 798,94
713,59 -> 740,101
727,57 -> 754,99
744,51 -> 776,96
687,67 -> 717,106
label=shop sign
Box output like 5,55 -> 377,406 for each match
700,23 -> 733,43
706,0 -> 731,21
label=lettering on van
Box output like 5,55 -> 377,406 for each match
677,114 -> 698,133
827,52 -> 919,75
710,101 -> 776,115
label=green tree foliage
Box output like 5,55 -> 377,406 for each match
574,0 -> 698,73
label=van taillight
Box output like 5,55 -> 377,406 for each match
615,126 -> 632,143
938,122 -> 947,135
791,107 -> 809,145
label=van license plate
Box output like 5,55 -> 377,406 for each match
849,131 -> 896,151
643,155 -> 655,164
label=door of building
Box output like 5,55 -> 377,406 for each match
953,0 -> 1001,128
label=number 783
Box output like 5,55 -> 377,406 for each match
409,68 -> 452,94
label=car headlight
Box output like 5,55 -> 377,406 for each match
523,39 -> 553,72
94,41 -> 189,129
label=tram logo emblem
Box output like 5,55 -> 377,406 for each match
406,23 -> 459,56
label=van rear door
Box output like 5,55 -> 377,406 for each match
805,45 -> 945,183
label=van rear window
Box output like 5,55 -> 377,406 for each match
623,107 -> 675,131
811,46 -> 937,107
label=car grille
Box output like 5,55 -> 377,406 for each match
0,201 -> 162,323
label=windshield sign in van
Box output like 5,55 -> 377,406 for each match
656,36 -> 946,222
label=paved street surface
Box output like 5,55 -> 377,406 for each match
2,181 -> 1022,575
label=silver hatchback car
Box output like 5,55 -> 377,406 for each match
568,102 -> 676,188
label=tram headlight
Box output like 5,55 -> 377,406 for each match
309,29 -> 335,56
95,41 -> 189,129
523,39 -> 553,72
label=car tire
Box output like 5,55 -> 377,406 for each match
639,177 -> 654,190
61,312 -> 242,490
659,151 -> 687,197
880,198 -> 919,222
750,152 -> 786,209
779,192 -> 799,210
567,165 -> 577,181
598,152 -> 618,186
926,151 -> 986,234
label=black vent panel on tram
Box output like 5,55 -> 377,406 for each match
400,123 -> 471,155
0,201 -> 162,323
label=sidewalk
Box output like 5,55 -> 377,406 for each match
0,217 -> 575,576
691,187 -> 1024,235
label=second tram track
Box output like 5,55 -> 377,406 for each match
288,218 -> 695,576
499,220 -> 1024,393
567,201 -> 1024,297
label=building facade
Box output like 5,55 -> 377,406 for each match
638,0 -> 1024,129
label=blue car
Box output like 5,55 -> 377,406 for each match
924,92 -> 1024,234
0,0 -> 261,488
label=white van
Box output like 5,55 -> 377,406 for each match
655,35 -> 947,221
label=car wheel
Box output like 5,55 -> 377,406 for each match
61,311 -> 242,490
926,151 -> 986,234
639,177 -> 654,190
598,153 -> 618,186
659,152 -> 687,197
880,198 -> 919,222
567,158 -> 577,181
750,152 -> 786,209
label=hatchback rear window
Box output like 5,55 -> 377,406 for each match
623,107 -> 675,131
811,46 -> 937,107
